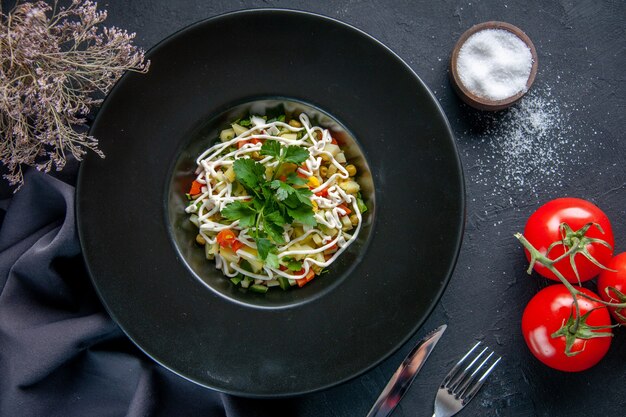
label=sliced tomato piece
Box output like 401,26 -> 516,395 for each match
315,187 -> 328,197
216,229 -> 237,247
230,239 -> 244,252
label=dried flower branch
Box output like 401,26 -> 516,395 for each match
0,0 -> 149,190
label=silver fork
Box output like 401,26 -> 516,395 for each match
432,341 -> 501,417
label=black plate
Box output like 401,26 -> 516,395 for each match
77,9 -> 464,397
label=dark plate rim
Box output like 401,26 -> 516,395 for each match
76,8 -> 466,397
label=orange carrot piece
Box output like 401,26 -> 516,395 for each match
297,269 -> 316,287
337,204 -> 351,216
189,180 -> 203,195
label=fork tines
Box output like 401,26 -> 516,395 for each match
442,341 -> 501,404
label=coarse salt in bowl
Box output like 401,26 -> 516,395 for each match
450,21 -> 538,111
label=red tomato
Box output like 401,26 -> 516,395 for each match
237,138 -> 262,149
230,239 -> 244,253
315,187 -> 328,197
216,229 -> 236,247
522,285 -> 612,372
597,252 -> 626,324
523,198 -> 614,283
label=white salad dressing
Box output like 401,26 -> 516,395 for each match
185,113 -> 364,282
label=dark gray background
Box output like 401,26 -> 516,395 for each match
1,1 -> 625,416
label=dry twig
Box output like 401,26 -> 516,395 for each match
0,0 -> 149,190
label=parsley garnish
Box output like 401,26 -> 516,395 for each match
282,257 -> 303,271
221,140 -> 317,264
220,201 -> 256,227
259,140 -> 309,165
267,114 -> 286,123
236,118 -> 252,127
233,158 -> 265,191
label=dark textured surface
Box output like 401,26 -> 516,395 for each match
1,0 -> 625,416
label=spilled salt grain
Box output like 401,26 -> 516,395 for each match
466,85 -> 590,201
457,29 -> 533,100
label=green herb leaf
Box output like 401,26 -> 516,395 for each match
260,140 -> 282,159
256,237 -> 281,267
233,158 -> 265,190
261,140 -> 309,165
282,188 -> 314,209
221,201 -> 257,227
252,198 -> 265,211
286,260 -> 303,271
294,187 -> 313,207
261,185 -> 275,202
287,204 -> 317,226
256,238 -> 274,260
282,193 -> 302,209
283,145 -> 309,164
227,141 -> 318,263
286,172 -> 307,186
265,210 -> 286,226
269,180 -> 281,188
267,114 -> 286,123
237,118 -> 252,127
265,252 -> 280,269
263,211 -> 286,244
265,222 -> 285,244
270,180 -> 295,201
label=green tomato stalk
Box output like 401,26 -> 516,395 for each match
515,222 -> 624,356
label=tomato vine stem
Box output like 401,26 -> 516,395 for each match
515,222 -> 623,355
515,232 -> 625,309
